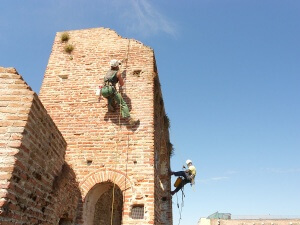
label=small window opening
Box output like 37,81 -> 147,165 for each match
86,160 -> 93,165
59,218 -> 72,225
133,70 -> 142,77
131,205 -> 144,219
161,197 -> 167,201
58,74 -> 68,80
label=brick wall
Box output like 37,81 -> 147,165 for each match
39,27 -> 172,224
153,74 -> 173,224
93,183 -> 123,225
0,67 -> 80,224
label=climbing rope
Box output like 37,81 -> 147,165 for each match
110,104 -> 122,225
170,148 -> 187,225
171,142 -> 195,222
121,38 -> 131,208
176,186 -> 185,225
110,39 -> 131,225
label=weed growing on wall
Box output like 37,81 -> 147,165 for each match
61,32 -> 70,42
64,44 -> 74,54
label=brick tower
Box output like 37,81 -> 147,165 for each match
39,28 -> 173,224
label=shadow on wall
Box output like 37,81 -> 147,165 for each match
0,67 -> 82,224
103,91 -> 140,132
52,163 -> 82,224
1,154 -> 82,224
82,182 -> 123,225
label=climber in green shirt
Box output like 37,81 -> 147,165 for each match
101,59 -> 139,126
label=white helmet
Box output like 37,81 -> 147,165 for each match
110,59 -> 121,67
186,159 -> 192,165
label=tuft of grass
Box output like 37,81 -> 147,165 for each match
167,141 -> 174,157
164,114 -> 170,129
61,32 -> 70,42
64,44 -> 74,54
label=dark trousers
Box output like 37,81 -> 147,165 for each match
173,171 -> 191,194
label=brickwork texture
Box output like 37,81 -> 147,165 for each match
0,27 -> 172,224
0,67 -> 80,224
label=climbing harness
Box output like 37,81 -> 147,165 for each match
101,85 -> 116,98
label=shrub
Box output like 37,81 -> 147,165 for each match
61,32 -> 70,42
64,44 -> 74,54
164,114 -> 170,129
168,141 -> 174,157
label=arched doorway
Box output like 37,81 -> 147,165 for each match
83,182 -> 123,225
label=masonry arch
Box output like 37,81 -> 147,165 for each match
84,182 -> 122,225
80,168 -> 135,225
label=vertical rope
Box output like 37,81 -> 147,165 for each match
121,38 -> 131,221
110,39 -> 131,225
110,182 -> 116,224
176,188 -> 185,225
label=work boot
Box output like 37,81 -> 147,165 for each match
128,117 -> 140,126
168,169 -> 174,176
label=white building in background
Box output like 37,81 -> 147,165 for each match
198,212 -> 300,225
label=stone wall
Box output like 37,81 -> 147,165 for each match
0,67 -> 80,224
39,28 -> 172,224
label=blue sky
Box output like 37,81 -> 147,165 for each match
1,1 -> 300,224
